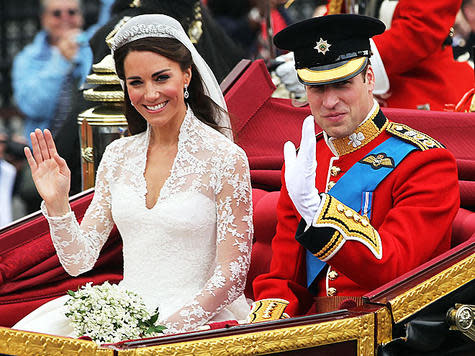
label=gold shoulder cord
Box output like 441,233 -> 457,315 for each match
386,122 -> 445,151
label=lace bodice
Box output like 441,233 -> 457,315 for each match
42,108 -> 253,333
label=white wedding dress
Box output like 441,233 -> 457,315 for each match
13,108 -> 253,337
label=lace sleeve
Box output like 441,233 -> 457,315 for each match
41,145 -> 116,277
163,146 -> 253,333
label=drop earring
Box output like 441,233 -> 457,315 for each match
184,84 -> 189,99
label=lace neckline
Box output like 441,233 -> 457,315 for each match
140,107 -> 194,210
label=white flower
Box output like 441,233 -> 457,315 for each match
64,281 -> 166,344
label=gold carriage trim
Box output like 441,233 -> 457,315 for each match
389,252 -> 475,323
313,194 -> 382,260
0,327 -> 112,355
386,122 -> 444,151
117,312 -> 377,356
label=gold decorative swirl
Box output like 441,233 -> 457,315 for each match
390,253 -> 475,323
83,89 -> 125,102
86,73 -> 121,85
376,307 -> 392,345
0,327 -> 112,355
118,313 -> 375,355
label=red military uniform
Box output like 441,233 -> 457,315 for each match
252,107 -> 460,317
372,0 -> 474,111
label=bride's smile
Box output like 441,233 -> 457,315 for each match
124,50 -> 191,132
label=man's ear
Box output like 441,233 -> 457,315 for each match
366,65 -> 376,92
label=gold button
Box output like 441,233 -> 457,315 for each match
330,166 -> 341,177
328,270 -> 339,280
353,214 -> 360,222
327,181 -> 336,190
327,287 -> 337,296
344,210 -> 353,218
424,139 -> 434,147
337,204 -> 344,212
361,218 -> 369,227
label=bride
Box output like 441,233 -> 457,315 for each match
14,14 -> 253,337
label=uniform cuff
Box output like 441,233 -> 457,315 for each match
295,193 -> 382,261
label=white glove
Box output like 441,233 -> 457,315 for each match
274,53 -> 306,98
283,116 -> 321,225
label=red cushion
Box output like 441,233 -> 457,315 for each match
451,208 -> 475,247
0,193 -> 123,327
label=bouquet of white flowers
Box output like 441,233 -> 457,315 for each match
64,281 -> 166,344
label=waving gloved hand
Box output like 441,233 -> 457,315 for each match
283,116 -> 321,225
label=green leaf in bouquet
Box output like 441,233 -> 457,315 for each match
67,290 -> 76,297
145,324 -> 167,335
149,312 -> 159,325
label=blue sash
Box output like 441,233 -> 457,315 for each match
306,136 -> 416,288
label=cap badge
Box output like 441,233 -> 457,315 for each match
314,38 -> 331,55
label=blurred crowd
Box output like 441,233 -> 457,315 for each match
0,0 -> 474,228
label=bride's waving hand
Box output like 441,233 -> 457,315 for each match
24,128 -> 71,216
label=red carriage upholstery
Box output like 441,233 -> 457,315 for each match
0,193 -> 123,327
0,60 -> 474,326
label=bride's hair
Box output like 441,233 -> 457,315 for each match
114,37 -> 226,135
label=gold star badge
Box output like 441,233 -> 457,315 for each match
314,38 -> 331,55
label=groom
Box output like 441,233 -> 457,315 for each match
250,14 -> 460,319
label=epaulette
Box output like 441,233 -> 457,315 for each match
386,122 -> 445,151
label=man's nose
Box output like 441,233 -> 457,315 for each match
321,88 -> 338,108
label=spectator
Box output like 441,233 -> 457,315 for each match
0,134 -> 15,227
453,0 -> 475,63
207,0 -> 292,60
274,0 -> 474,111
207,0 -> 260,59
10,0 -> 113,215
11,0 -> 113,140
369,0 -> 474,110
0,133 -> 26,227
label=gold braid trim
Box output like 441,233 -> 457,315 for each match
330,108 -> 387,156
386,122 -> 444,151
314,230 -> 343,260
327,0 -> 344,14
248,299 -> 290,323
314,194 -> 382,260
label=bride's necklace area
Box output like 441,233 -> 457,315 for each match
143,139 -> 178,209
